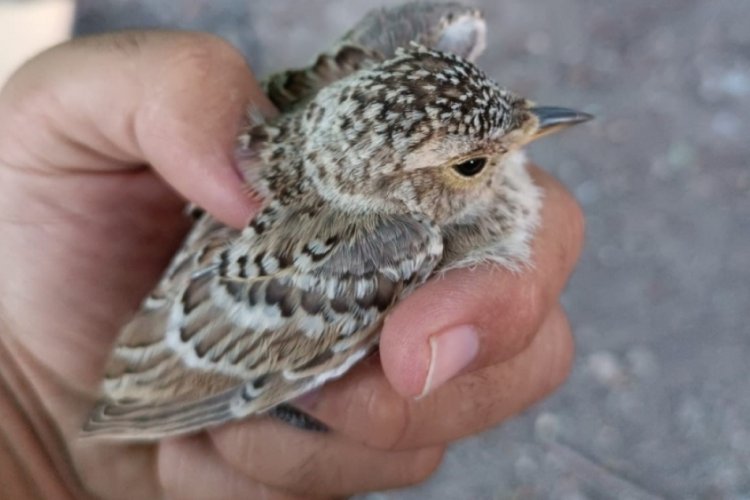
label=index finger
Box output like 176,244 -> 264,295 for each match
0,30 -> 275,227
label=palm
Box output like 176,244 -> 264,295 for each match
1,166 -> 190,497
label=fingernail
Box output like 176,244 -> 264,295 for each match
418,325 -> 480,399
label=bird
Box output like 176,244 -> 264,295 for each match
82,2 -> 591,439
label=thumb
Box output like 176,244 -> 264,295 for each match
379,168 -> 585,398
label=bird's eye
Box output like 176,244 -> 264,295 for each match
453,158 -> 487,177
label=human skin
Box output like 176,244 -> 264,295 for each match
0,31 -> 583,499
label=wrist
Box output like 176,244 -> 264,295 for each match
0,332 -> 92,500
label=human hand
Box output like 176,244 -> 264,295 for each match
0,31 -> 582,499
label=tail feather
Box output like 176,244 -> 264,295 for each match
82,388 -> 242,440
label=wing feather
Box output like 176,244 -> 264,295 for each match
263,2 -> 487,112
84,204 -> 442,439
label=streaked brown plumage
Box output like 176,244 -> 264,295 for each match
83,2 -> 590,439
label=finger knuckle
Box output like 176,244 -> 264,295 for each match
360,386 -> 411,451
457,368 -> 502,422
0,68 -> 63,154
501,278 -> 546,352
399,447 -> 445,486
558,186 -> 587,263
82,30 -> 152,57
168,33 -> 247,84
546,308 -> 576,388
156,439 -> 192,496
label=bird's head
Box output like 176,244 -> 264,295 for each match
257,46 -> 590,224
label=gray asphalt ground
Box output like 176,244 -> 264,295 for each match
75,1 -> 750,498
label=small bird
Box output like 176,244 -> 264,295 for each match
83,2 -> 591,439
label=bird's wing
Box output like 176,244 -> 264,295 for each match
84,204 -> 442,439
263,2 -> 487,111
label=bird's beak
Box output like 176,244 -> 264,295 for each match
528,106 -> 593,140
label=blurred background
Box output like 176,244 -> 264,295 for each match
3,0 -> 749,498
